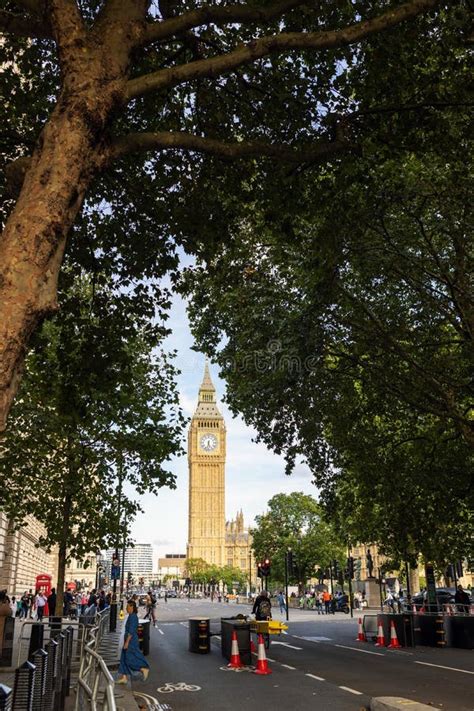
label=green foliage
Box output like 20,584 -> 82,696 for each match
0,272 -> 185,607
185,558 -> 247,589
180,6 -> 473,565
251,493 -> 345,587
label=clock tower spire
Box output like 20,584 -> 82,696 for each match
187,362 -> 226,566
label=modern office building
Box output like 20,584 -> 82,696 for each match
105,544 -> 154,586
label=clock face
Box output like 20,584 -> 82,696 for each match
200,433 -> 218,452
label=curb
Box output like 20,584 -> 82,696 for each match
371,697 -> 438,710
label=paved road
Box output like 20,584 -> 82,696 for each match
124,598 -> 473,710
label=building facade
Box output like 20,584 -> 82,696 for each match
186,364 -> 252,579
0,513 -> 57,596
105,544 -> 154,586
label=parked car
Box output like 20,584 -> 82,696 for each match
165,589 -> 178,598
410,587 -> 473,610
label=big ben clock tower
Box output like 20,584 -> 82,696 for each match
187,363 -> 226,566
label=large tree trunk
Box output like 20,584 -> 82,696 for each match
0,103 -> 99,429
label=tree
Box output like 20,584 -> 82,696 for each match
0,274 -> 184,613
0,0 -> 445,430
251,493 -> 345,591
180,14 -> 473,558
184,558 -> 211,584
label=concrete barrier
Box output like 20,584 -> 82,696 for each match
371,697 -> 438,710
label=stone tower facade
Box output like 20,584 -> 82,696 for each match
187,363 -> 227,566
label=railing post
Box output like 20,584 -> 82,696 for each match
65,627 -> 74,697
12,660 -> 35,711
31,649 -> 48,711
43,638 -> 57,711
0,684 -> 13,711
53,632 -> 65,711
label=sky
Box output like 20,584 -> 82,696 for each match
130,287 -> 318,567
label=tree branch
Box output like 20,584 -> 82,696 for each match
12,0 -> 45,15
142,0 -> 306,45
110,130 -> 352,164
127,0 -> 440,100
0,8 -> 52,38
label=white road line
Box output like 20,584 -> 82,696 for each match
266,657 -> 276,662
415,661 -> 474,675
305,673 -> 325,681
179,622 -> 189,627
280,664 -> 296,670
339,686 -> 363,696
272,642 -> 303,650
158,628 -> 164,635
335,644 -> 384,657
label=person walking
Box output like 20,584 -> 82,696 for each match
20,592 -> 29,619
252,590 -> 272,621
47,588 -> 57,617
323,590 -> 331,614
277,591 -> 286,615
454,585 -> 470,614
145,590 -> 157,627
35,591 -> 47,621
164,590 -> 168,603
117,600 -> 149,684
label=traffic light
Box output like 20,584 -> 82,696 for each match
332,559 -> 340,577
347,556 -> 354,579
258,559 -> 271,577
455,560 -> 463,578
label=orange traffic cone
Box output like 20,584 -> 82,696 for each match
254,633 -> 272,675
375,618 -> 386,647
228,630 -> 243,669
356,617 -> 366,642
387,620 -> 401,649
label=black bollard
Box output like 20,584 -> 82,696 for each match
0,684 -> 13,711
43,639 -> 57,711
31,649 -> 48,711
12,660 -> 35,711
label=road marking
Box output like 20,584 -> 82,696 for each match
415,661 -> 474,675
280,664 -> 296,670
339,686 -> 363,695
272,642 -> 303,650
157,682 -> 201,693
335,644 -> 384,657
179,622 -> 189,627
158,628 -> 164,635
266,657 -> 276,662
305,673 -> 325,681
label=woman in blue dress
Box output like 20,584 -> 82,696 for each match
117,600 -> 149,683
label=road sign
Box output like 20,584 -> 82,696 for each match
111,556 -> 121,580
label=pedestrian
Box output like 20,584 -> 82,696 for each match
277,591 -> 286,614
144,590 -> 157,627
81,592 -> 88,614
116,600 -> 149,684
87,589 -> 96,607
252,590 -> 272,621
20,592 -> 29,619
9,596 -> 16,617
48,588 -> 57,617
323,589 -> 331,614
454,585 -> 470,614
164,590 -> 168,603
28,589 -> 34,618
35,591 -> 47,621
0,592 -> 11,654
97,590 -> 106,611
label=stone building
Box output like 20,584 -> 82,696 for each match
186,364 -> 253,580
0,513 -> 57,595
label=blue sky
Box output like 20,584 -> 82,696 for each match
130,288 -> 317,566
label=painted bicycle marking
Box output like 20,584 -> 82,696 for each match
157,681 -> 201,693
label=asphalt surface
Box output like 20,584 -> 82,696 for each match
124,598 -> 474,711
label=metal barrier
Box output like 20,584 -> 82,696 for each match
75,608 -> 117,711
16,617 -> 87,668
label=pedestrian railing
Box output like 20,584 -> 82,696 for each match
0,625 -> 75,711
75,608 -> 117,711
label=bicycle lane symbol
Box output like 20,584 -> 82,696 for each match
157,682 -> 201,694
